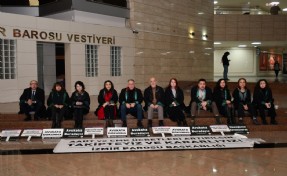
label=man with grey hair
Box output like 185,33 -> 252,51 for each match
144,77 -> 165,127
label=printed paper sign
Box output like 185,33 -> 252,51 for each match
63,128 -> 84,138
171,127 -> 191,136
107,127 -> 127,138
209,125 -> 231,133
130,128 -> 150,137
152,127 -> 172,134
191,126 -> 211,135
42,129 -> 64,139
84,128 -> 104,136
228,125 -> 249,134
21,129 -> 43,137
1,130 -> 22,137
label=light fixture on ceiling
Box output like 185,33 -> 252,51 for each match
214,42 -> 222,45
283,8 -> 287,11
238,45 -> 247,47
202,34 -> 208,39
189,32 -> 195,37
214,1 -> 218,4
251,42 -> 261,45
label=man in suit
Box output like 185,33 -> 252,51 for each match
19,80 -> 46,121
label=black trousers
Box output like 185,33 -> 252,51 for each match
51,106 -> 67,128
20,102 -> 45,118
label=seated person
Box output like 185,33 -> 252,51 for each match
19,80 -> 45,121
119,79 -> 143,128
190,79 -> 221,125
252,79 -> 277,125
164,78 -> 187,126
232,78 -> 259,125
213,79 -> 234,124
96,80 -> 118,127
47,82 -> 70,128
144,77 -> 165,128
71,81 -> 90,129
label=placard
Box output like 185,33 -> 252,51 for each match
84,128 -> 104,139
171,127 -> 191,136
21,129 -> 43,141
130,128 -> 150,137
54,135 -> 255,153
209,125 -> 231,133
191,125 -> 211,135
228,125 -> 249,134
107,127 -> 127,138
152,127 -> 172,135
63,128 -> 84,138
42,129 -> 64,139
1,129 -> 22,141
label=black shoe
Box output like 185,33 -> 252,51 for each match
137,120 -> 144,128
147,120 -> 153,128
122,120 -> 127,127
24,116 -> 32,121
262,119 -> 268,125
270,119 -> 278,125
159,120 -> 164,127
252,118 -> 260,125
215,116 -> 222,124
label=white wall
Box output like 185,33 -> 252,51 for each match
214,48 -> 257,77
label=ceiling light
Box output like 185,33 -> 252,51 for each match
198,12 -> 204,15
136,22 -> 142,25
205,47 -> 213,50
251,42 -> 261,45
238,45 -> 247,47
214,42 -> 221,45
214,1 -> 218,4
283,8 -> 287,11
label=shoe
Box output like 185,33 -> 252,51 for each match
137,120 -> 144,128
262,119 -> 268,125
270,119 -> 278,125
147,120 -> 153,128
24,116 -> 32,121
122,120 -> 127,127
238,118 -> 244,125
252,118 -> 260,125
159,120 -> 164,127
215,116 -> 222,124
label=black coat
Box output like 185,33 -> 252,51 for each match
144,85 -> 165,110
213,88 -> 231,108
232,88 -> 252,109
164,87 -> 185,109
190,86 -> 213,105
71,91 -> 90,111
20,87 -> 45,105
252,88 -> 274,106
119,87 -> 143,105
47,90 -> 70,107
98,89 -> 118,106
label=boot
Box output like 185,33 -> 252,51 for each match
215,116 -> 222,125
261,118 -> 268,125
109,119 -> 114,127
147,120 -> 153,128
159,120 -> 164,127
122,120 -> 127,127
137,120 -> 143,128
177,119 -> 182,126
270,118 -> 278,125
182,119 -> 188,126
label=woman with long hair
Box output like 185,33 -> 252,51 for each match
213,78 -> 234,124
96,80 -> 118,127
47,82 -> 70,128
71,81 -> 90,128
164,78 -> 187,126
253,79 -> 277,125
232,78 -> 259,125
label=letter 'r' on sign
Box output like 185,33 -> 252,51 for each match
0,27 -> 6,37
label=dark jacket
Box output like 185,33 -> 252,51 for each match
213,88 -> 231,108
20,87 -> 45,105
119,87 -> 143,105
98,89 -> 118,106
232,88 -> 252,108
71,91 -> 90,111
222,55 -> 230,66
164,87 -> 185,109
47,90 -> 70,107
144,85 -> 165,110
252,88 -> 274,106
190,86 -> 213,105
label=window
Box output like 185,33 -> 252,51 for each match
110,46 -> 121,76
0,39 -> 16,79
85,45 -> 98,77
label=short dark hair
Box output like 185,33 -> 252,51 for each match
74,81 -> 85,91
198,78 -> 206,84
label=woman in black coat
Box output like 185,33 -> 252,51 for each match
213,79 -> 234,124
232,78 -> 259,125
164,78 -> 187,126
252,79 -> 277,125
47,82 -> 70,128
96,80 -> 118,127
71,81 -> 90,128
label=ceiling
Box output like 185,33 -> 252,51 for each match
214,1 -> 287,50
214,0 -> 287,14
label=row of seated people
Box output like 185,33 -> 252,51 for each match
19,77 -> 278,129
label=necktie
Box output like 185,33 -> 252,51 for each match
31,91 -> 35,100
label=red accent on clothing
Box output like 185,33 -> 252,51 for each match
97,91 -> 116,120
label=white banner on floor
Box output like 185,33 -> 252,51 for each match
53,135 -> 254,153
